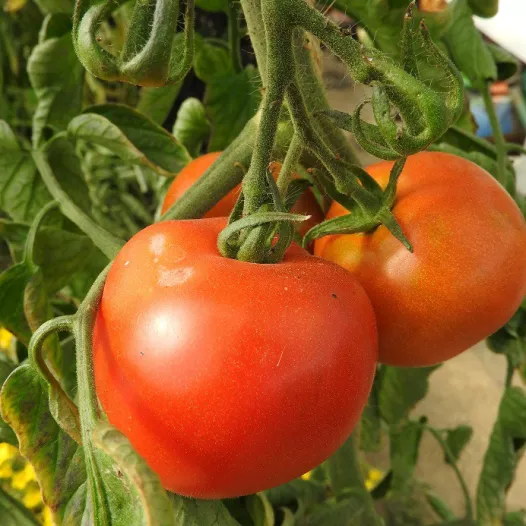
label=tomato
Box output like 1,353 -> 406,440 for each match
161,153 -> 325,238
93,218 -> 377,498
315,152 -> 526,367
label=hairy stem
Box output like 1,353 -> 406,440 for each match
227,0 -> 243,73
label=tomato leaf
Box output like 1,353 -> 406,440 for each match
443,425 -> 473,465
172,98 -> 211,158
0,121 -> 52,223
360,374 -> 383,452
377,365 -> 440,425
205,65 -> 262,151
0,485 -> 40,525
476,387 -> 526,524
246,492 -> 275,526
90,423 -> 176,525
442,0 -> 496,86
265,479 -> 326,522
137,83 -> 183,126
194,38 -> 234,84
195,0 -> 227,12
27,24 -> 83,147
0,263 -> 35,346
486,44 -> 519,82
301,495 -> 380,526
69,105 -> 191,175
389,420 -> 424,494
425,490 -> 456,522
0,364 -> 86,526
0,353 -> 17,445
171,497 -> 241,525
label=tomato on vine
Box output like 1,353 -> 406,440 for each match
161,153 -> 325,239
93,218 -> 378,498
315,152 -> 526,367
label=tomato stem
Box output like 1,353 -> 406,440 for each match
481,82 -> 514,197
426,425 -> 473,521
226,0 -> 243,73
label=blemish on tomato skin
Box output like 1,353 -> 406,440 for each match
158,266 -> 194,287
149,233 -> 166,256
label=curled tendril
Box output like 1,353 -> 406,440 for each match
349,8 -> 463,160
73,0 -> 195,86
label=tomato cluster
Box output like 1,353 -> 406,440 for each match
93,151 -> 526,498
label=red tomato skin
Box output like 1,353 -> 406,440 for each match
93,218 -> 377,499
315,152 -> 526,367
161,154 -> 325,238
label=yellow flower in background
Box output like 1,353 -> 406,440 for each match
42,507 -> 53,526
0,441 -> 52,524
0,328 -> 13,349
301,466 -> 384,491
0,327 -> 17,362
365,467 -> 384,491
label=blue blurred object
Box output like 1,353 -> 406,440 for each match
470,95 -> 514,138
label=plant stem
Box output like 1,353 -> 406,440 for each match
325,432 -> 382,525
426,425 -> 473,521
481,82 -> 513,196
239,0 -> 359,164
241,0 -> 295,213
505,357 -> 514,388
286,81 -> 379,213
227,0 -> 243,73
276,134 -> 303,195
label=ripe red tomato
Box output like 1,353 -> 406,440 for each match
93,218 -> 377,498
315,152 -> 526,367
161,153 -> 325,238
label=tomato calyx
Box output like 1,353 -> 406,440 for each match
316,3 -> 463,160
303,159 -> 413,251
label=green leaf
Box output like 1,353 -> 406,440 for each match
0,121 -> 52,223
504,510 -> 526,526
443,0 -> 497,86
90,423 -> 176,525
264,478 -> 326,512
70,105 -> 191,175
246,492 -> 275,526
1,219 -> 105,295
389,420 -> 424,494
378,365 -> 440,425
27,30 -> 83,146
487,306 -> 526,370
0,353 -> 17,445
467,0 -> 498,18
444,425 -> 473,464
171,497 -> 241,525
0,263 -> 35,345
194,39 -> 234,84
195,0 -> 227,12
0,364 -> 86,526
360,374 -> 383,452
0,485 -> 40,525
205,65 -> 262,151
486,44 -> 519,81
137,83 -> 183,125
426,490 -> 456,522
476,387 -> 526,525
302,495 -> 380,526
34,0 -> 74,14
173,98 -> 211,158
